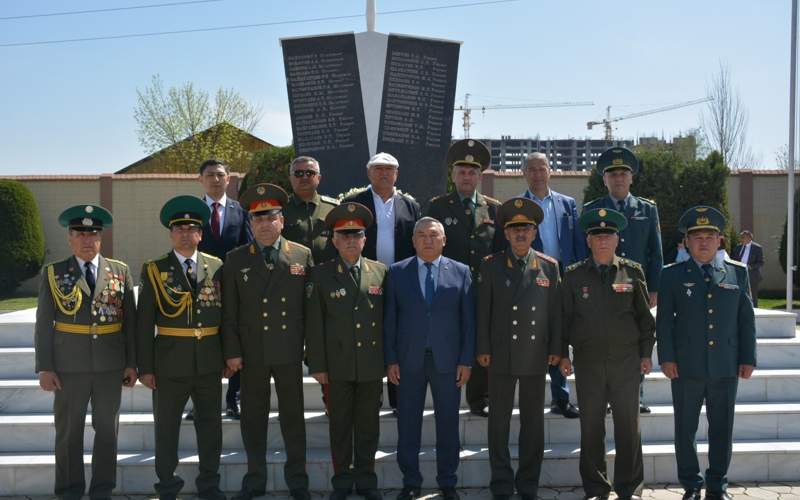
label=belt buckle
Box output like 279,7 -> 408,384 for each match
90,324 -> 98,335
194,328 -> 203,340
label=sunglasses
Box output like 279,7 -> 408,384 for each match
292,170 -> 318,178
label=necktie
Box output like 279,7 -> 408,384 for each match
598,264 -> 609,283
84,261 -> 95,296
462,198 -> 475,229
517,258 -> 527,271
702,263 -> 713,287
617,199 -> 626,213
185,259 -> 197,290
350,265 -> 360,286
424,262 -> 435,307
210,202 -> 221,238
262,247 -> 274,266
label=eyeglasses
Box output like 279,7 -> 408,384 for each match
292,170 -> 318,178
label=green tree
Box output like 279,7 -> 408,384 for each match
134,75 -> 263,172
0,181 -> 45,297
241,145 -> 296,195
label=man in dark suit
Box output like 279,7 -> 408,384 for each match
521,152 -> 585,419
344,152 -> 421,410
733,230 -> 764,307
426,139 -> 503,418
384,217 -> 475,500
657,206 -> 756,500
196,158 -> 252,420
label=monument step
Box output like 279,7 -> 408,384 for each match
0,440 -> 799,495
3,369 -> 800,414
0,402 -> 799,453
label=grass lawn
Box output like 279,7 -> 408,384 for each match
0,294 -> 37,312
757,297 -> 800,310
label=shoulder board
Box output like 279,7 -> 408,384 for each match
483,252 -> 501,262
428,193 -> 449,203
534,251 -> 558,265
619,258 -> 643,271
724,257 -> 747,269
105,258 -> 128,268
566,259 -> 588,273
285,240 -> 311,252
482,195 -> 500,205
662,261 -> 682,270
199,252 -> 222,263
583,197 -> 603,208
319,195 -> 340,206
145,253 -> 171,265
636,196 -> 657,205
46,257 -> 71,269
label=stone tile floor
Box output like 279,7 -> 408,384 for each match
6,485 -> 800,500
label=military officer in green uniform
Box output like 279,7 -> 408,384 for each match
34,204 -> 137,500
559,208 -> 655,500
583,146 -> 663,413
282,155 -> 339,264
427,139 -> 503,417
223,183 -> 314,500
136,196 -> 226,500
306,202 -> 386,500
657,206 -> 756,500
476,197 -> 562,500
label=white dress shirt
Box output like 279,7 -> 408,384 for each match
205,193 -> 228,231
74,254 -> 100,283
174,249 -> 199,278
371,186 -> 396,266
740,242 -> 752,264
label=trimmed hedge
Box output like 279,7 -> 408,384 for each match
0,180 -> 45,297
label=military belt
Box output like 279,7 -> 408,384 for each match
157,325 -> 219,339
54,321 -> 122,335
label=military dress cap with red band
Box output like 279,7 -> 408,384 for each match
324,202 -> 374,234
239,183 -> 289,215
58,204 -> 113,232
159,195 -> 211,229
498,197 -> 544,228
595,146 -> 640,176
579,208 -> 628,234
678,205 -> 726,234
446,138 -> 491,171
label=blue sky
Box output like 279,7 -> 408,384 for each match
0,0 -> 792,174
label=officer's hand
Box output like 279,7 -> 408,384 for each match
661,361 -> 679,379
311,372 -> 329,385
559,358 -> 572,377
139,374 -> 156,390
738,364 -> 755,379
123,368 -> 138,388
640,357 -> 653,375
649,292 -> 658,308
38,371 -> 62,392
456,365 -> 472,387
386,364 -> 400,385
477,354 -> 491,368
226,357 -> 243,373
547,354 -> 561,366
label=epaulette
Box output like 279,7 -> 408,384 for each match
199,251 -> 222,263
482,194 -> 500,206
145,253 -> 171,265
724,257 -> 747,269
286,240 -> 311,252
319,194 -> 340,206
483,252 -> 500,262
534,251 -> 558,265
566,259 -> 587,273
619,258 -> 643,271
105,258 -> 129,268
583,197 -> 602,208
428,193 -> 449,203
636,196 -> 657,205
662,261 -> 681,269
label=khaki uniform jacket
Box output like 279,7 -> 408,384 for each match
222,238 -> 313,366
35,255 -> 136,373
136,251 -> 224,377
305,257 -> 387,382
561,256 -> 655,365
426,191 -> 504,277
476,248 -> 562,376
282,192 -> 339,265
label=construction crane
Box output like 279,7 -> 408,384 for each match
456,93 -> 594,138
587,97 -> 712,141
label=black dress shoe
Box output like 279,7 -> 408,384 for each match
226,405 -> 241,419
330,489 -> 351,500
184,409 -> 194,421
705,493 -> 732,500
682,490 -> 701,500
440,487 -> 459,500
470,406 -> 489,417
520,494 -> 537,500
159,495 -> 177,500
617,496 -> 642,500
551,400 -> 580,419
492,495 -> 511,500
639,404 -> 651,414
199,487 -> 227,500
396,486 -> 420,500
232,490 -> 264,500
357,488 -> 383,500
291,489 -> 312,500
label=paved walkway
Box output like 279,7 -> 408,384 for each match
7,484 -> 800,500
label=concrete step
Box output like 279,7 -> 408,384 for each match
1,440 -> 799,495
3,369 -> 800,414
1,402 -> 799,453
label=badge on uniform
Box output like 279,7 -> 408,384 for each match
718,283 -> 739,290
290,263 -> 306,276
535,277 -> 550,287
368,286 -> 383,295
611,283 -> 633,293
305,282 -> 314,298
241,268 -> 250,282
581,286 -> 589,299
505,279 -> 511,287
